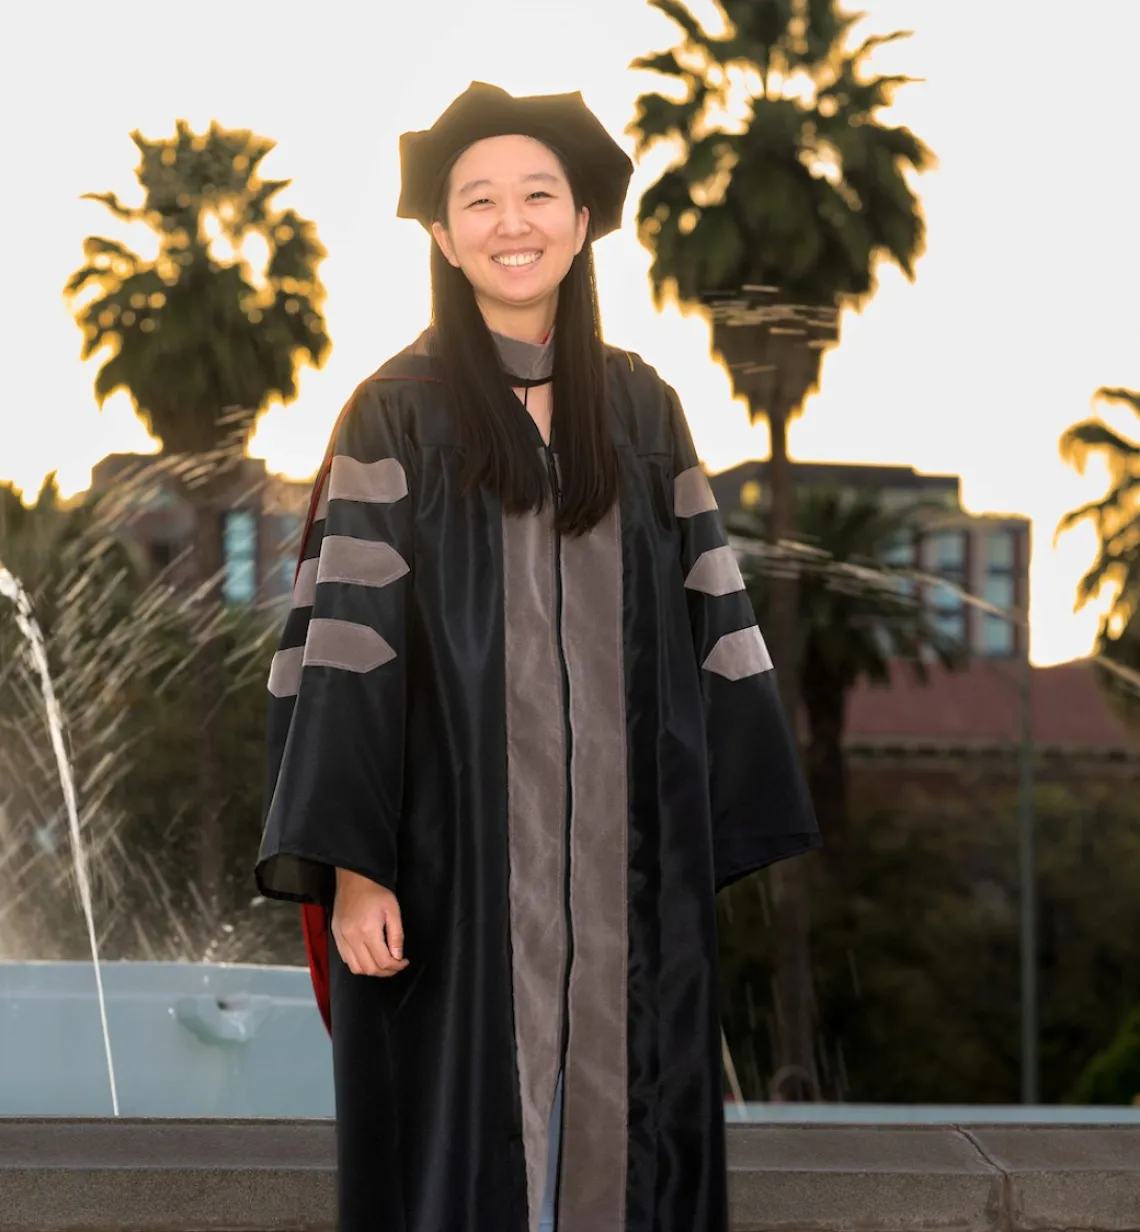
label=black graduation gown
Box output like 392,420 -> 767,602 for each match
256,338 -> 819,1232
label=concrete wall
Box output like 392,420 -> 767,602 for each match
2,1119 -> 1138,1231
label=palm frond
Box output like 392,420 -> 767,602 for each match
1096,386 -> 1140,416
820,71 -> 922,118
628,90 -> 704,152
848,29 -> 914,64
648,0 -> 714,48
80,191 -> 140,222
92,348 -> 130,406
83,235 -> 142,262
631,50 -> 688,78
1073,549 -> 1135,609
1056,494 -> 1114,535
854,118 -> 936,173
240,178 -> 292,232
1059,419 -> 1140,472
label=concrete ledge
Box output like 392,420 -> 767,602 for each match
968,1127 -> 1140,1232
728,1125 -> 1004,1231
1,1119 -> 1139,1231
0,1121 -> 334,1232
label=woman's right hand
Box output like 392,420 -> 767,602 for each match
331,868 -> 410,977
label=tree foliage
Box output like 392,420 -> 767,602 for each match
0,474 -> 296,965
629,0 -> 933,312
734,489 -> 962,689
1058,383 -> 1140,734
65,118 -> 330,454
1058,385 -> 1140,628
63,119 -> 330,916
720,780 -> 1140,1103
1069,1006 -> 1140,1105
730,489 -> 964,837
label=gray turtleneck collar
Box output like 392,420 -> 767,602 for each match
490,329 -> 554,383
411,326 -> 555,382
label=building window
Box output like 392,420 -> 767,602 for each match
982,528 -> 1019,657
276,513 -> 305,556
929,530 -> 966,573
930,602 -> 967,643
984,573 -> 1015,610
273,514 -> 305,596
882,530 -> 918,601
925,530 -> 967,648
883,532 -> 916,567
983,575 -> 1015,655
987,529 -> 1015,571
223,510 -> 258,605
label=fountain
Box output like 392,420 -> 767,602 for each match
0,458 -> 332,1119
0,563 -> 118,1115
1,477 -> 1137,1119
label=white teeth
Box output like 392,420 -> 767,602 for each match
494,252 -> 541,267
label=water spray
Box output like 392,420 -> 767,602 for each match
0,562 -> 119,1116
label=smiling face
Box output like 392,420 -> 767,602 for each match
431,134 -> 590,338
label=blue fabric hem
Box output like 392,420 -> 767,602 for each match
538,1069 -> 563,1229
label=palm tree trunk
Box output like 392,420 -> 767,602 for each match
763,398 -> 817,1101
192,496 -> 227,926
803,679 -> 849,845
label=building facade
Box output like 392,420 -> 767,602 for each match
705,459 -> 1137,773
91,451 -> 1032,658
88,453 -> 311,607
708,459 -> 1031,659
83,450 -> 1137,771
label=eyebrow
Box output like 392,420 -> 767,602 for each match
455,172 -> 562,196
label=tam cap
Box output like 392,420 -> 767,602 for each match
397,81 -> 634,239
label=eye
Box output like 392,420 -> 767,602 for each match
528,190 -> 552,200
466,197 -> 492,208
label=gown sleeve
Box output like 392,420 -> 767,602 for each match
667,386 -> 821,890
255,378 -> 413,906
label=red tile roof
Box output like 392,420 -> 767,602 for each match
844,658 -> 1140,752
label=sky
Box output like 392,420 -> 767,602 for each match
3,0 -> 1138,666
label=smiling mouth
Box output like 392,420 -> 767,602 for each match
493,251 -> 542,268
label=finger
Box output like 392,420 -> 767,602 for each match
335,934 -> 368,977
334,919 -> 384,977
359,929 -> 407,978
385,903 -> 405,962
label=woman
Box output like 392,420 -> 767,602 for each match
256,82 -> 818,1232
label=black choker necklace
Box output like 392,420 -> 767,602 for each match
505,372 -> 553,389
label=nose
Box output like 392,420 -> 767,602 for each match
496,201 -> 531,238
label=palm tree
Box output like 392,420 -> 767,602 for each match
1058,384 -> 1140,733
1058,385 -> 1140,629
629,0 -> 933,1096
629,0 -> 932,564
732,490 -> 963,843
64,119 -> 330,916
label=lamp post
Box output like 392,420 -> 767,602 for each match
1017,608 -> 1038,1105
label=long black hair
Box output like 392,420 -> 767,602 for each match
429,150 -> 620,537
